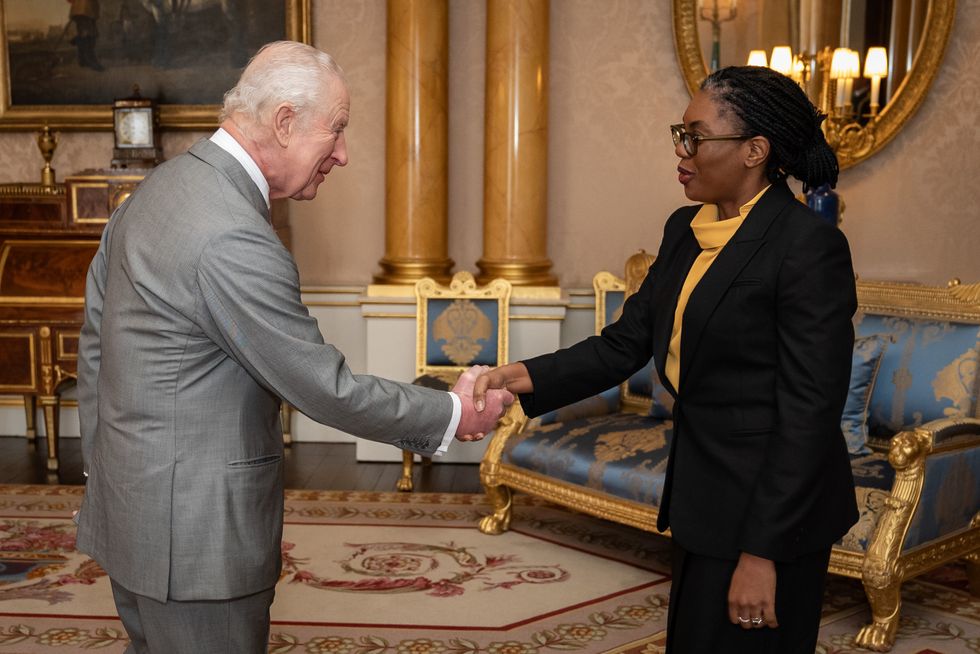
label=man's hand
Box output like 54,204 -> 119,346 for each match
728,552 -> 779,629
453,365 -> 515,441
472,363 -> 533,412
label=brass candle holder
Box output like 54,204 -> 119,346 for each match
36,125 -> 58,187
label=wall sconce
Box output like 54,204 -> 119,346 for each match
820,45 -> 886,165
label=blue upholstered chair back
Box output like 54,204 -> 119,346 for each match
415,272 -> 511,383
614,252 -> 674,417
855,309 -> 980,439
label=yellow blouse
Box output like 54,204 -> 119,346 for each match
664,186 -> 770,390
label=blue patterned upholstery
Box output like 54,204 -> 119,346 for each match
837,452 -> 897,552
602,288 -> 674,417
855,314 -> 980,438
424,298 -> 500,367
903,446 -> 980,550
841,335 -> 891,455
503,412 -> 673,506
536,385 -> 621,426
604,290 -> 625,327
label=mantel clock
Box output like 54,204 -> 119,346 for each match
111,86 -> 162,169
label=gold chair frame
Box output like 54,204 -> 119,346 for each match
398,271 -> 511,491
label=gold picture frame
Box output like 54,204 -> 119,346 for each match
0,0 -> 310,131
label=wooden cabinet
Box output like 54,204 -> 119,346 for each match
0,172 -> 142,472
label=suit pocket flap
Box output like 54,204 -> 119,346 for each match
227,455 -> 282,467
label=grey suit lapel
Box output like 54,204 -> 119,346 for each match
187,139 -> 271,223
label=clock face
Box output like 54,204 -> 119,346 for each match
114,108 -> 153,148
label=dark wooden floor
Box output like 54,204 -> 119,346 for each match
0,435 -> 483,493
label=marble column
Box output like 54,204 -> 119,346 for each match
478,0 -> 556,286
375,0 -> 453,285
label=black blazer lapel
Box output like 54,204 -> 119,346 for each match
677,182 -> 796,386
651,209 -> 701,397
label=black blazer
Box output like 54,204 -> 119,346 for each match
520,182 -> 859,562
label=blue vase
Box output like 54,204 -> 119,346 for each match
806,184 -> 841,226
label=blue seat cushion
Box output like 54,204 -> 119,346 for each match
503,412 -> 672,506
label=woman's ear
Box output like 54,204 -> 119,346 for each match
745,135 -> 770,170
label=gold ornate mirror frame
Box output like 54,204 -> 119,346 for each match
671,0 -> 956,169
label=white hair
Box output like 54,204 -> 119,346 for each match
220,41 -> 346,125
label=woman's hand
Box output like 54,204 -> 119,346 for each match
728,552 -> 779,629
472,363 -> 533,412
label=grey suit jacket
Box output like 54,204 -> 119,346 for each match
75,139 -> 453,603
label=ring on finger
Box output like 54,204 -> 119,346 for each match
737,616 -> 751,624
751,617 -> 764,626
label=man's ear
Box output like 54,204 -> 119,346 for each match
272,103 -> 296,148
745,135 -> 770,170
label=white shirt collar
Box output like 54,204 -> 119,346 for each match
209,128 -> 271,208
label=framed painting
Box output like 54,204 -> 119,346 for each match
0,0 -> 310,130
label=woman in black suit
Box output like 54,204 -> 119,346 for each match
473,66 -> 859,654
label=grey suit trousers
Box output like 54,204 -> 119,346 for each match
111,579 -> 275,654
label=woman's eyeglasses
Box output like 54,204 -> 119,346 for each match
670,124 -> 752,157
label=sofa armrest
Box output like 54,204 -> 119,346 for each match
915,416 -> 980,449
862,419 -> 980,589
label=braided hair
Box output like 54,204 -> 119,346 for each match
701,66 -> 838,192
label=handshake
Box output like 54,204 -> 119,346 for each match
451,365 -> 515,442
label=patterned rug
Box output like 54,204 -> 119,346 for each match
0,485 -> 977,654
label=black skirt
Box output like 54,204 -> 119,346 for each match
665,541 -> 832,654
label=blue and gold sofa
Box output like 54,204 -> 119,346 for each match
478,252 -> 980,652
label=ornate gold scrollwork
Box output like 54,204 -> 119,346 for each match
479,403 -> 529,535
856,429 -> 932,651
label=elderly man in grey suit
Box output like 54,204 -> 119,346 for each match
75,41 -> 512,654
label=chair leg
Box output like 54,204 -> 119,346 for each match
23,395 -> 37,439
397,450 -> 414,492
478,484 -> 513,535
39,395 -> 60,473
280,402 -> 293,446
965,551 -> 980,597
854,578 -> 902,652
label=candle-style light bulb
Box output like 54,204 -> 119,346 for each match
747,49 -> 768,67
830,48 -> 851,108
863,47 -> 888,116
770,46 -> 793,75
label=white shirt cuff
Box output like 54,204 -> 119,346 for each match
434,392 -> 462,457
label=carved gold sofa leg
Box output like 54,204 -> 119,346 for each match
853,429 -> 931,651
854,578 -> 901,652
479,484 -> 513,534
